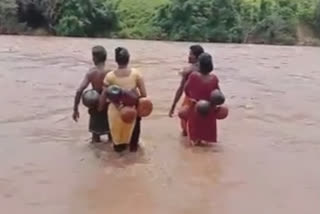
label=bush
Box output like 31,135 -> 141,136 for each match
114,0 -> 167,39
152,0 -> 243,42
152,0 -> 299,44
1,0 -> 320,45
249,13 -> 297,45
55,0 -> 119,37
236,0 -> 298,44
297,0 -> 317,24
16,0 -> 60,30
315,0 -> 320,33
0,0 -> 26,34
207,0 -> 244,42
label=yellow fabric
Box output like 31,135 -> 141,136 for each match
104,69 -> 141,145
104,68 -> 142,89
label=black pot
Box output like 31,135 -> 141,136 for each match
106,85 -> 122,103
82,89 -> 100,108
210,89 -> 225,106
195,100 -> 211,116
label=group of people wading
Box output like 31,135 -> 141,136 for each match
73,45 -> 224,153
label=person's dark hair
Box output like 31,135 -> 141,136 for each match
92,46 -> 107,65
115,47 -> 130,66
199,53 -> 214,75
190,45 -> 204,59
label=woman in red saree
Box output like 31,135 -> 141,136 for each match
184,53 -> 220,145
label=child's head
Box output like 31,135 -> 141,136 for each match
189,45 -> 204,64
198,53 -> 214,75
92,46 -> 107,65
115,47 -> 130,66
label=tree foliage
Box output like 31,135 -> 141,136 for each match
0,0 -> 320,45
55,0 -> 119,37
0,0 -> 25,34
315,0 -> 320,33
152,0 -> 243,42
152,0 -> 302,44
17,0 -> 60,29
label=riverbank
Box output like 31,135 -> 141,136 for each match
1,0 -> 320,46
2,28 -> 320,47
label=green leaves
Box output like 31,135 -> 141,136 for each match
150,0 -> 320,44
55,0 -> 119,37
1,0 -> 320,44
0,0 -> 26,34
314,0 -> 320,33
152,0 -> 244,42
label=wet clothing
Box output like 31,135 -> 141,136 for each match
184,72 -> 220,143
179,64 -> 198,134
104,68 -> 142,149
88,91 -> 109,135
129,117 -> 141,152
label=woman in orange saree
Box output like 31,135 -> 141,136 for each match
169,45 -> 204,135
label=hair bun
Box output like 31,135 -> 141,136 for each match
115,47 -> 123,55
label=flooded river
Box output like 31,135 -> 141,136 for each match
0,35 -> 319,214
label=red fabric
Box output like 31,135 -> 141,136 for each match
184,72 -> 219,142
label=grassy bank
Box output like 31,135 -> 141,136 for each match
1,0 -> 320,45
114,0 -> 168,39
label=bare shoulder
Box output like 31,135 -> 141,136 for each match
180,65 -> 193,76
85,67 -> 97,79
131,68 -> 142,76
88,67 -> 99,74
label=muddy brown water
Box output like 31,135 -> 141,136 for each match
0,35 -> 319,214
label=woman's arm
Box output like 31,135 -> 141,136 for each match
136,73 -> 147,98
169,73 -> 188,117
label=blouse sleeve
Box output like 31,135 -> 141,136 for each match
133,68 -> 143,82
215,75 -> 220,89
104,72 -> 113,86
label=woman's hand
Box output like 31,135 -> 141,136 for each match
190,98 -> 197,103
169,106 -> 175,117
72,110 -> 80,122
136,73 -> 147,98
113,102 -> 123,111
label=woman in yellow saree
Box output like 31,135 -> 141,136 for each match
99,47 -> 147,152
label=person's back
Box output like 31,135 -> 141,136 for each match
88,66 -> 109,93
185,72 -> 219,101
72,45 -> 111,143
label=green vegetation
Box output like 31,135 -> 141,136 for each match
0,0 -> 25,34
115,0 -> 167,39
1,0 -> 320,45
55,0 -> 118,37
315,0 -> 320,34
151,0 -> 319,45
